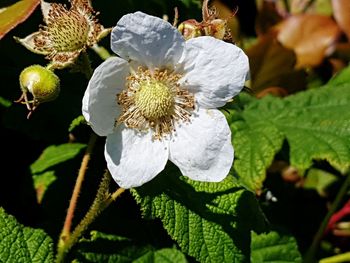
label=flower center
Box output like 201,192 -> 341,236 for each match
48,10 -> 89,51
116,67 -> 195,139
134,80 -> 174,120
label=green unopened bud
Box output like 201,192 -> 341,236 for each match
20,65 -> 60,102
16,65 -> 60,118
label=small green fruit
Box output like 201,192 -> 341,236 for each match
19,65 -> 60,103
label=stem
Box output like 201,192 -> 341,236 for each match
55,171 -> 125,263
91,44 -> 112,60
80,52 -> 93,79
58,133 -> 98,249
319,252 -> 350,263
304,174 -> 350,263
302,0 -> 316,13
202,0 -> 210,21
282,0 -> 290,13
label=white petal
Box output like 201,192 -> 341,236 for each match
105,128 -> 169,188
178,36 -> 249,108
82,56 -> 129,136
111,12 -> 184,69
41,0 -> 52,24
169,108 -> 233,182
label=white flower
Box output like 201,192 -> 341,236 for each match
82,12 -> 249,188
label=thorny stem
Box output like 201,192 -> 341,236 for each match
173,7 -> 179,27
91,44 -> 112,60
202,0 -> 210,21
304,174 -> 350,263
55,171 -> 126,263
57,133 -> 98,251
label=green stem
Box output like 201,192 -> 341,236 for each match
91,44 -> 112,60
304,174 -> 350,262
320,252 -> 350,263
80,52 -> 94,79
55,171 -> 125,263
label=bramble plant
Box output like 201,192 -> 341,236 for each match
1,0 -> 350,263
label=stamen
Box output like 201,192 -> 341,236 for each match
116,67 -> 195,139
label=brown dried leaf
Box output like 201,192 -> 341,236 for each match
0,0 -> 40,40
277,14 -> 341,68
329,43 -> 350,61
332,0 -> 350,40
246,33 -> 306,93
255,0 -> 285,36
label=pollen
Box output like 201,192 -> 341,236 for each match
116,67 -> 195,139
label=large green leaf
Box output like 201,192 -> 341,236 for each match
0,207 -> 54,262
30,143 -> 86,174
226,70 -> 350,191
74,231 -> 187,263
132,165 -> 267,263
251,231 -> 302,263
0,0 -> 40,40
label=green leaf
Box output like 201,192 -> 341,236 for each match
30,143 -> 86,174
33,171 -> 57,203
303,168 -> 338,195
0,96 -> 12,108
132,165 -> 267,263
74,231 -> 187,263
226,72 -> 350,191
0,0 -> 40,40
30,143 -> 86,203
134,248 -> 187,263
251,231 -> 302,263
0,207 -> 54,262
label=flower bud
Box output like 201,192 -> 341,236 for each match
19,65 -> 60,103
203,19 -> 227,40
17,65 -> 60,118
178,19 -> 203,40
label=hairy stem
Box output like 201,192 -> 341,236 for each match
202,0 -> 210,21
304,174 -> 350,262
55,171 -> 125,262
57,133 -> 97,249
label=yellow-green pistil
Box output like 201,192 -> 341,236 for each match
134,81 -> 174,120
48,10 -> 89,52
117,67 -> 195,139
